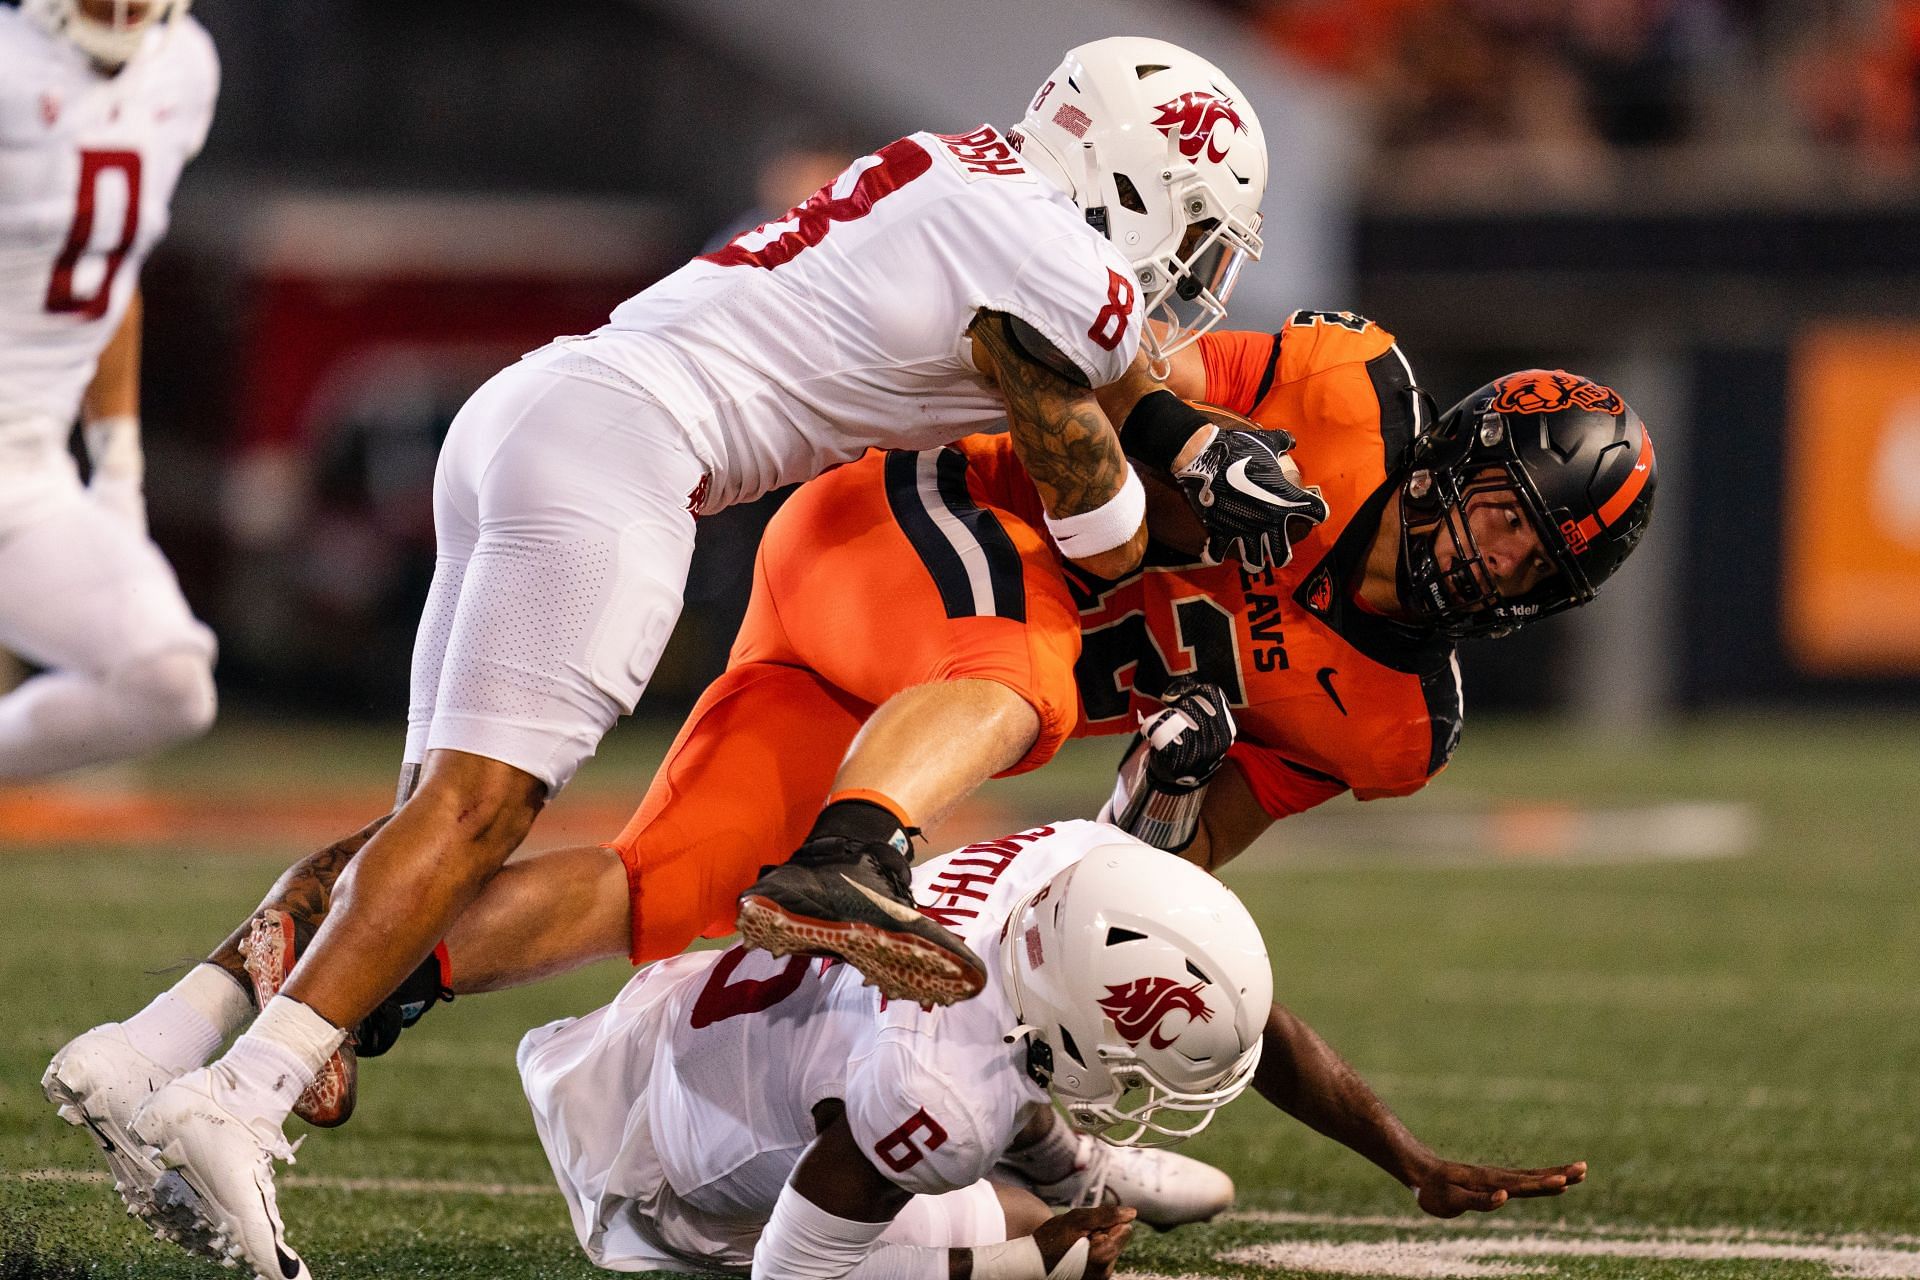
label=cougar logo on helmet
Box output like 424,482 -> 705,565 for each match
1490,371 -> 1625,417
1099,977 -> 1212,1050
1150,92 -> 1246,164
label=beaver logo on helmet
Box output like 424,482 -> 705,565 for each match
1490,370 -> 1625,418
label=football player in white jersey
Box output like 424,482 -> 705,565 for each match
522,826 -> 1260,1278
519,824 -> 1583,1279
0,0 -> 219,780
42,36 -> 1319,1280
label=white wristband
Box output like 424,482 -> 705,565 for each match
971,1235 -> 1089,1280
1043,466 -> 1145,559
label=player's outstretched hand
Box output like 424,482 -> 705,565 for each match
1412,1157 -> 1587,1219
1033,1204 -> 1137,1278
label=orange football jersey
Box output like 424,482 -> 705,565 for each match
969,309 -> 1463,820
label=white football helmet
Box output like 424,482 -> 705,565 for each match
1001,840 -> 1271,1147
22,0 -> 189,69
1012,36 -> 1268,371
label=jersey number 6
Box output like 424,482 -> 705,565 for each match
45,149 -> 143,321
871,1107 -> 949,1173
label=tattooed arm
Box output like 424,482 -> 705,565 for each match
207,815 -> 393,997
970,310 -> 1147,578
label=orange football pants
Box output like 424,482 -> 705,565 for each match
608,444 -> 1084,964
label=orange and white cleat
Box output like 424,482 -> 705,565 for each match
240,910 -> 356,1127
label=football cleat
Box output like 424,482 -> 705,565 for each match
1018,1128 -> 1235,1228
736,835 -> 987,1006
41,1026 -> 223,1258
241,910 -> 356,1128
132,1065 -> 311,1280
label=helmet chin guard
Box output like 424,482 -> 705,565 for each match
1012,36 -> 1268,371
1399,370 -> 1658,640
22,0 -> 189,68
1000,840 -> 1270,1148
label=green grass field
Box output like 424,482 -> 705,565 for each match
3,711 -> 1917,1279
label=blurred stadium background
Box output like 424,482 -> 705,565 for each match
5,1 -> 1920,1277
81,0 -> 1920,729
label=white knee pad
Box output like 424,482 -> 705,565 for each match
108,647 -> 218,747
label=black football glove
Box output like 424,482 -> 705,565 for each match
1174,426 -> 1330,571
1142,677 -> 1238,791
1101,677 -> 1237,851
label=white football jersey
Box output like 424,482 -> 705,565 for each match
570,126 -> 1144,511
0,9 -> 216,448
520,820 -> 1128,1270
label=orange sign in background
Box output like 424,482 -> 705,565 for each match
1787,325 -> 1920,675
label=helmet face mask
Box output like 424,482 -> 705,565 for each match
22,0 -> 186,69
1399,370 -> 1657,641
1013,37 -> 1268,369
1000,841 -> 1271,1148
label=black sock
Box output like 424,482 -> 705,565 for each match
805,799 -> 915,851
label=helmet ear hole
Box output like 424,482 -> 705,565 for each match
1057,1025 -> 1087,1068
1112,173 -> 1149,214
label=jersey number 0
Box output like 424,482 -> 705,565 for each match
45,149 -> 143,322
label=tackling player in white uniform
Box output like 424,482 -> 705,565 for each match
521,824 -> 1267,1278
520,822 -> 1588,1279
40,35 -> 1298,1280
0,0 -> 218,779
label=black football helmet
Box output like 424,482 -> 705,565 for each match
1398,369 -> 1657,640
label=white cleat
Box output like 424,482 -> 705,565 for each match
41,1025 -> 223,1258
132,1065 -> 311,1280
1024,1130 -> 1235,1229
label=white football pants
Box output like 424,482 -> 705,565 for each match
404,346 -> 709,793
0,442 -> 216,779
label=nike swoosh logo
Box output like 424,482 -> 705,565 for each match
1225,457 -> 1319,510
1316,667 -> 1348,716
841,876 -> 926,924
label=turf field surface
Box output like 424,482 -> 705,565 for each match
3,711 -> 1916,1278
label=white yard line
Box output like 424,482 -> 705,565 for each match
1224,1210 -> 1920,1249
1223,1234 -> 1920,1278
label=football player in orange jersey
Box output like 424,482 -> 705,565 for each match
181,308 -> 1631,1235
204,309 -> 1641,1204
227,310 -> 1659,1036
414,309 -> 1654,982
192,309 -> 1652,1016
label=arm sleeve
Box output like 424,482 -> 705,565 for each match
1224,743 -> 1349,819
1197,329 -> 1284,415
752,1182 -> 897,1280
847,1243 -> 950,1280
